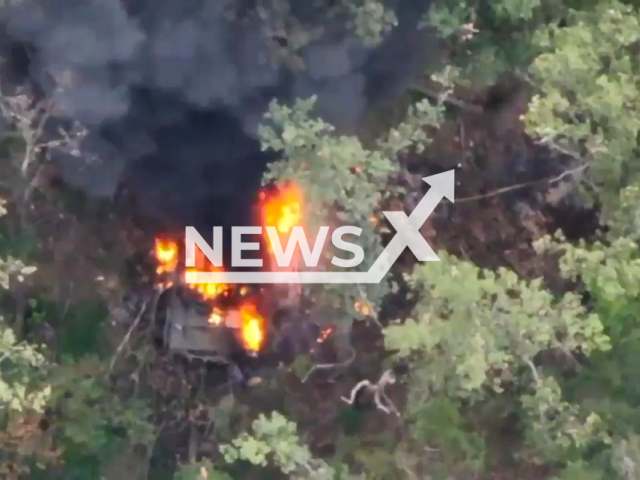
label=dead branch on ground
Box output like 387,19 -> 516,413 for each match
341,369 -> 400,416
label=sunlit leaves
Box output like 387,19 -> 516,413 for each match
0,201 -> 48,416
424,2 -> 470,38
524,1 -> 640,217
521,376 -> 610,463
423,0 -> 554,84
348,0 -> 398,46
535,233 -> 640,307
220,411 -> 336,480
492,0 -> 542,20
259,96 -> 397,227
384,253 -> 610,398
0,321 -> 50,414
378,98 -> 445,155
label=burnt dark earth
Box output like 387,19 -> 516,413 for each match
0,0 -> 437,236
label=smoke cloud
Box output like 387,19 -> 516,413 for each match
2,0 -> 434,230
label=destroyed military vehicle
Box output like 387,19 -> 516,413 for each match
155,286 -> 262,364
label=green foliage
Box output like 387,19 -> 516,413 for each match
0,199 -> 157,477
521,376 -> 610,463
384,251 -> 614,470
377,96 -> 446,156
492,0 -> 542,21
259,96 -> 397,226
259,92 -> 445,321
348,0 -> 397,46
220,411 -> 337,480
0,201 -> 49,417
0,321 -> 50,414
524,1 -> 640,216
553,460 -> 606,480
49,360 -> 155,453
424,0 -> 563,84
58,301 -> 110,360
608,184 -> 640,240
534,233 -> 640,331
425,1 -> 470,38
530,204 -> 640,473
384,252 -> 609,398
407,396 -> 486,472
610,435 -> 640,480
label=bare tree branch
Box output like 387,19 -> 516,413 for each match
456,163 -> 589,204
301,345 -> 356,383
109,300 -> 148,374
407,83 -> 483,113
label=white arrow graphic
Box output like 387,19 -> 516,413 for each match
365,169 -> 455,283
185,169 -> 455,284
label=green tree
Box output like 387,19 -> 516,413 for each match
524,0 -> 640,218
220,411 -> 361,480
259,79 -> 448,325
383,253 -> 611,471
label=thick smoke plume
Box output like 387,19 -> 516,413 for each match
1,0 -> 434,231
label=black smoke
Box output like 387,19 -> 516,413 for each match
1,0 -> 435,232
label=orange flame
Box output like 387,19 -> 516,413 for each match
354,300 -> 373,316
261,183 -> 303,252
239,302 -> 265,352
152,238 -> 266,354
155,239 -> 179,274
153,238 -> 230,300
317,325 -> 335,344
208,308 -> 224,325
185,266 -> 229,300
187,245 -> 231,300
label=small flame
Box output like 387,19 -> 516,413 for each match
155,239 -> 179,274
208,309 -> 224,325
317,326 -> 335,344
354,300 -> 373,316
186,266 -> 229,300
239,302 -> 265,352
153,238 -> 230,301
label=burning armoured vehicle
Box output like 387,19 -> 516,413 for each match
158,286 -> 267,363
152,183 -> 304,363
